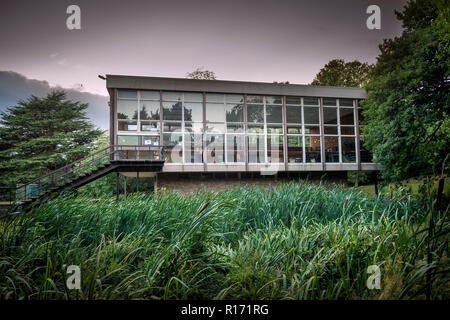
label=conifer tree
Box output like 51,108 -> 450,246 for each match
0,90 -> 102,186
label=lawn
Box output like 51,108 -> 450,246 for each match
0,182 -> 448,300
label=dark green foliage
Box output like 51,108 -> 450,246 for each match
311,59 -> 373,87
0,91 -> 102,186
0,183 -> 447,300
362,0 -> 449,183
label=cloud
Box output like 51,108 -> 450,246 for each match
0,71 -> 109,130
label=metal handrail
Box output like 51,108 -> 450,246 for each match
0,145 -> 164,205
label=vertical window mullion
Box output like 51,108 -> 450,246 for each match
263,97 -> 268,163
337,99 -> 342,163
137,91 -> 141,134
181,93 -> 185,164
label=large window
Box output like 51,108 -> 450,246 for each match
286,97 -> 302,163
246,95 -> 283,163
117,90 -> 160,134
115,91 -> 364,167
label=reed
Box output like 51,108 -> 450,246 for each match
0,182 -> 448,299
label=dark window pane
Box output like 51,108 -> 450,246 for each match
339,98 -> 353,107
305,136 -> 321,163
324,126 -> 338,134
305,125 -> 320,134
323,98 -> 337,106
286,96 -> 301,105
184,102 -> 203,122
324,136 -> 339,162
226,94 -> 244,103
140,101 -> 160,120
184,92 -> 203,102
247,95 -> 263,104
247,104 -> 264,123
265,96 -> 282,104
266,105 -> 283,123
303,97 -> 319,105
304,107 -> 319,124
340,108 -> 354,125
288,135 -> 303,163
225,103 -> 244,122
286,106 -> 301,123
323,107 -> 337,124
117,100 -> 138,120
162,92 -> 182,101
118,90 -> 137,99
206,93 -> 224,103
342,137 -> 356,163
118,120 -> 137,131
140,90 -> 160,100
341,126 -> 355,135
163,102 -> 182,121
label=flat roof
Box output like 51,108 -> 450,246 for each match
106,74 -> 367,99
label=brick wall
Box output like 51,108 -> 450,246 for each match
157,172 -> 348,194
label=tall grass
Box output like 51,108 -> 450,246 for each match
0,182 -> 448,299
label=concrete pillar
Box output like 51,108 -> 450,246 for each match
154,173 -> 158,199
124,176 -> 127,201
136,172 -> 140,192
116,173 -> 119,201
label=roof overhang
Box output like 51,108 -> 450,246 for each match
106,74 -> 368,99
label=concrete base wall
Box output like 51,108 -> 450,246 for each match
157,171 -> 349,194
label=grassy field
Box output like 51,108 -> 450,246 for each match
0,182 -> 448,300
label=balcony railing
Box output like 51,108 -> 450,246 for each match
0,145 -> 164,206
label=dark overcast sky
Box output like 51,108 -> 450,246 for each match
0,0 -> 408,96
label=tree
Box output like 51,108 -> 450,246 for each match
311,59 -> 373,88
362,0 -> 449,188
0,91 -> 102,187
186,67 -> 217,80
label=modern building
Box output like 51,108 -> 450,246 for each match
105,75 -> 378,192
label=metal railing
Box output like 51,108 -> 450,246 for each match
0,145 -> 164,205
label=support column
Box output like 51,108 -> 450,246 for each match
136,172 -> 140,192
374,173 -> 379,196
124,176 -> 127,201
116,173 -> 119,201
319,98 -> 326,171
154,173 -> 158,199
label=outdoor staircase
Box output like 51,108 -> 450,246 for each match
0,145 -> 164,213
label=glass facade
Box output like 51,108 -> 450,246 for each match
116,90 -> 367,166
